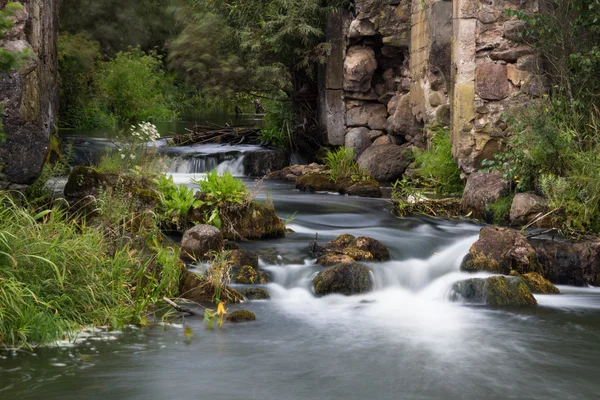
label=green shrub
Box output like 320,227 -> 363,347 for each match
156,174 -> 202,230
192,170 -> 250,228
260,100 -> 296,148
487,195 -> 515,225
96,49 -> 178,123
324,147 -> 355,182
413,127 -> 464,195
0,195 -> 181,349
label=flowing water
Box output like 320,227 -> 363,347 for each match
2,128 -> 600,399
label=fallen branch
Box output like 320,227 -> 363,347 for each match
526,228 -> 558,239
163,297 -> 199,316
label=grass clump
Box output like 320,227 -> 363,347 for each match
487,195 -> 515,225
0,194 -> 181,350
412,127 -> 464,196
324,147 -> 372,184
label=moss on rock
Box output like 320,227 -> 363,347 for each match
510,271 -> 560,294
179,267 -> 243,304
296,173 -> 337,192
313,262 -> 373,296
451,276 -> 537,306
226,309 -> 256,323
240,287 -> 270,300
462,227 -> 542,275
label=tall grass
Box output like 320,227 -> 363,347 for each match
0,194 -> 181,349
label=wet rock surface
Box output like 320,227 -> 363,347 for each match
451,276 -> 537,306
313,262 -> 374,296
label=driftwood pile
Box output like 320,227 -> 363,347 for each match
168,124 -> 261,146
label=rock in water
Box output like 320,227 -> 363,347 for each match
226,310 -> 256,323
509,271 -> 560,294
179,268 -> 243,304
181,225 -> 224,261
313,262 -> 374,296
462,227 -> 541,275
451,276 -> 537,306
314,234 -> 391,266
240,288 -> 270,300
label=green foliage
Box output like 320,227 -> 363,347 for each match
324,147 -> 356,183
0,194 -> 181,349
58,37 -> 179,129
155,174 -> 201,230
59,0 -> 176,55
413,127 -> 464,195
487,195 -> 515,225
192,171 -> 250,228
507,0 -> 600,107
169,0 -> 353,97
58,33 -> 115,129
96,49 -> 178,123
260,100 -> 296,148
0,2 -> 27,73
97,122 -> 163,174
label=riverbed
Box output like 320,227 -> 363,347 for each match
2,123 -> 600,399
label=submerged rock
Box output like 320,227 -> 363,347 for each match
510,271 -> 560,294
451,276 -> 537,306
179,268 -> 243,304
226,310 -> 256,323
462,227 -> 541,275
181,225 -> 224,261
242,148 -> 288,177
313,262 -> 373,296
346,180 -> 382,198
240,287 -> 270,300
295,172 -> 382,198
296,173 -> 337,192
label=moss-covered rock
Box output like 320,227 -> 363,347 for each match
64,166 -> 158,206
462,227 -> 542,275
346,180 -> 382,198
296,173 -> 337,192
313,262 -> 373,296
190,198 -> 286,240
313,234 -> 391,266
240,287 -> 270,300
316,253 -> 356,267
510,271 -> 560,294
266,163 -> 327,181
451,276 -> 537,306
226,309 -> 256,323
233,265 -> 271,284
179,267 -> 243,304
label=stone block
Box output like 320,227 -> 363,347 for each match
476,63 -> 509,100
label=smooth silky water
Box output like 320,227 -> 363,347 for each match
3,127 -> 600,399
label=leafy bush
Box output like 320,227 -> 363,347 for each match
0,195 -> 181,349
193,170 -> 250,228
260,100 -> 296,148
413,127 -> 464,195
96,49 -> 178,123
156,174 -> 202,230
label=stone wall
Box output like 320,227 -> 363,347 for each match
319,0 -> 541,178
0,0 -> 59,187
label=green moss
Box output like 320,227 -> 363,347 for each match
226,309 -> 256,323
486,195 -> 515,225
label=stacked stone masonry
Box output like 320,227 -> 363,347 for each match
319,0 -> 542,178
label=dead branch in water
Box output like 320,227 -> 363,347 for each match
165,126 -> 261,146
163,297 -> 199,316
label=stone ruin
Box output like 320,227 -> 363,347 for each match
318,0 -> 543,177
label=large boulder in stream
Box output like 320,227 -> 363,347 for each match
314,234 -> 391,266
450,276 -> 537,306
190,194 -> 286,240
181,225 -> 224,261
529,238 -> 600,287
313,262 -> 374,296
462,227 -> 541,275
510,193 -> 548,226
242,149 -> 288,177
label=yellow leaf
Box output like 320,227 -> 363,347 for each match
217,301 -> 228,316
184,326 -> 193,339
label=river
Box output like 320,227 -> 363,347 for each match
2,120 -> 600,399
